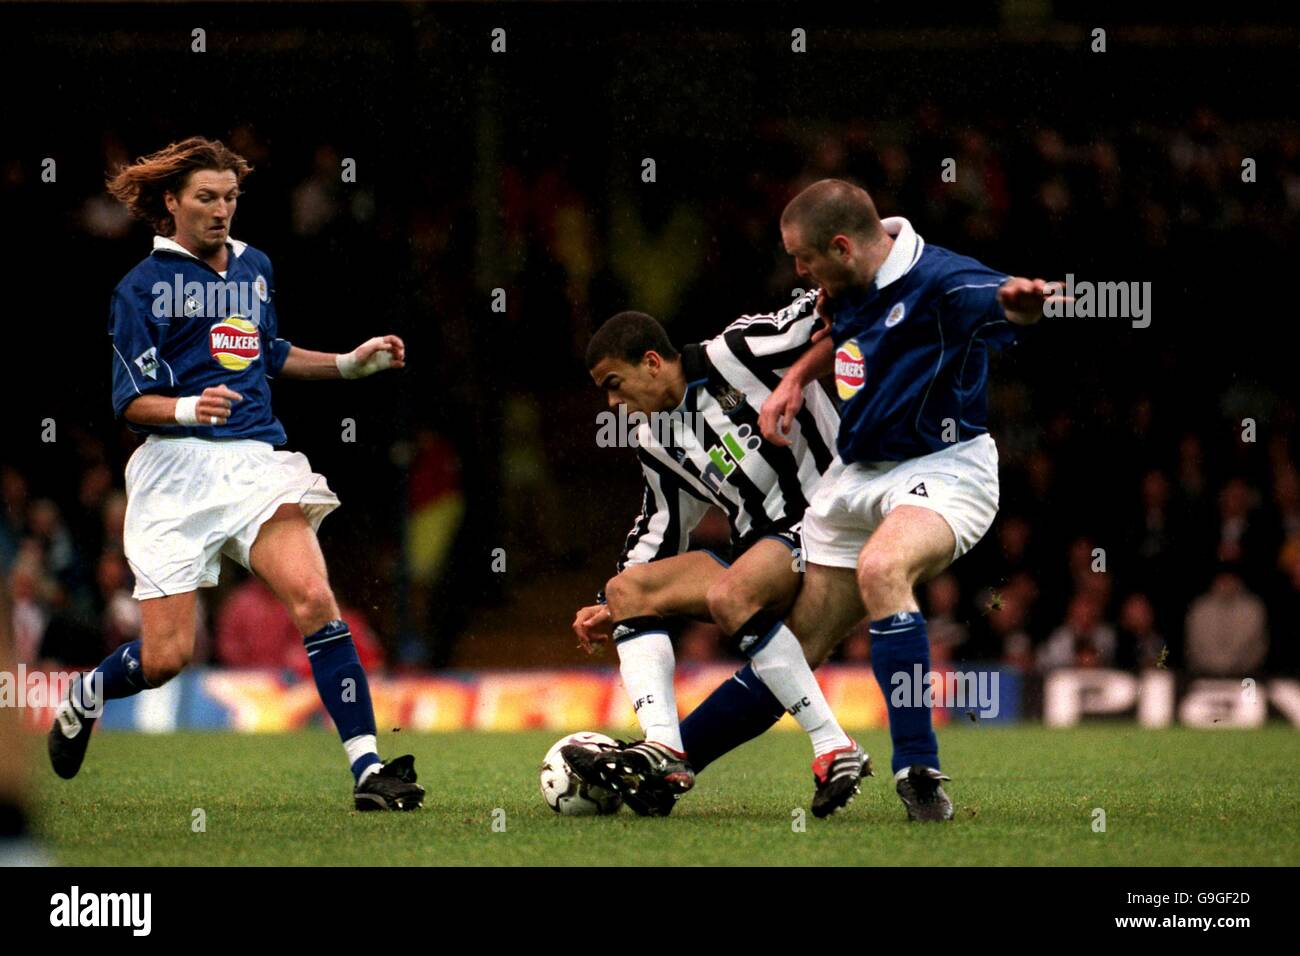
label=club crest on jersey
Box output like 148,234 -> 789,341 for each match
885,302 -> 906,327
713,383 -> 745,413
254,274 -> 269,303
209,315 -> 260,371
835,339 -> 866,400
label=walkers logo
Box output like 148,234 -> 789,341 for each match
209,316 -> 261,371
835,340 -> 865,400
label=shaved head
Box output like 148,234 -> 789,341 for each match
780,179 -> 884,251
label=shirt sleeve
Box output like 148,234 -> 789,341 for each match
109,283 -> 175,418
616,449 -> 714,573
720,288 -> 824,370
941,270 -> 1019,351
258,258 -> 293,378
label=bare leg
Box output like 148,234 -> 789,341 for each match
249,503 -> 340,635
705,537 -> 803,637
137,591 -> 198,686
603,551 -> 725,623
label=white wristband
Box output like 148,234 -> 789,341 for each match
336,338 -> 394,380
174,395 -> 201,426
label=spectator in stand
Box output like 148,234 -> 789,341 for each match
26,499 -> 80,597
72,463 -> 114,562
1273,465 -> 1300,542
924,574 -> 969,664
216,574 -> 384,678
987,585 -> 1034,672
1115,593 -> 1165,670
96,549 -> 139,653
101,491 -> 127,553
0,466 -> 29,571
1214,478 -> 1272,590
1038,592 -> 1117,672
8,548 -> 49,665
1184,566 -> 1268,676
1065,534 -> 1113,620
405,426 -> 466,667
1126,468 -> 1190,633
1271,545 -> 1300,674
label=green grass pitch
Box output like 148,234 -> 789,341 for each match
34,726 -> 1300,866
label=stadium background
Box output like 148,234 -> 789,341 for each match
3,3 -> 1298,733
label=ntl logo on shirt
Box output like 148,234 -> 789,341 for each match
835,340 -> 865,400
209,316 -> 261,370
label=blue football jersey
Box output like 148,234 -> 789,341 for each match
828,218 -> 1019,464
109,236 -> 292,443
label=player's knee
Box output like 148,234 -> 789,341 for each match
705,577 -> 758,635
604,572 -> 648,620
142,643 -> 191,686
291,578 -> 338,632
856,551 -> 910,612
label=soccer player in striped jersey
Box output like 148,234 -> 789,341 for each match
567,292 -> 869,816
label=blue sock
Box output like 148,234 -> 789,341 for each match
304,619 -> 381,782
679,664 -> 785,772
869,612 -> 940,774
71,639 -> 151,714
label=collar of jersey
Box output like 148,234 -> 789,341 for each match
872,216 -> 924,290
679,342 -> 709,409
151,234 -> 248,261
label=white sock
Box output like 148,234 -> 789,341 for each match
615,628 -> 684,753
749,624 -> 851,757
344,733 -> 380,782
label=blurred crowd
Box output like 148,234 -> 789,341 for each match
6,409 -> 1298,677
5,97 -> 1298,677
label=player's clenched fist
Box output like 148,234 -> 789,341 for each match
572,603 -> 613,654
175,385 -> 243,426
337,334 -> 406,379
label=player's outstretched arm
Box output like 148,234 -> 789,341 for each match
279,335 -> 407,380
997,278 -> 1069,326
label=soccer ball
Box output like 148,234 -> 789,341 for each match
539,732 -> 624,816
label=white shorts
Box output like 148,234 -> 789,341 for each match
123,436 -> 341,600
801,434 -> 999,569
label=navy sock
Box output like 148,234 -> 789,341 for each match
72,639 -> 151,715
679,664 -> 785,772
304,619 -> 380,782
869,613 -> 940,774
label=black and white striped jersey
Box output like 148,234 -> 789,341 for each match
617,290 -> 841,572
